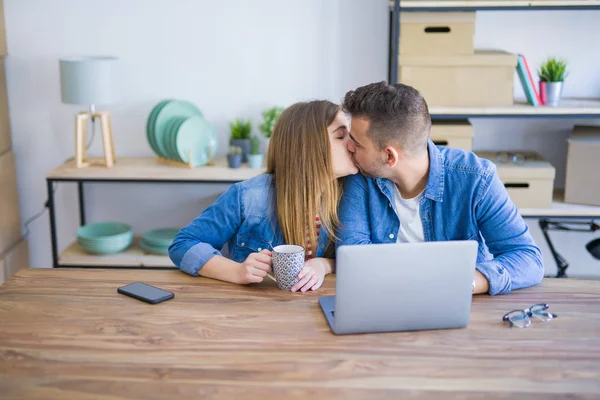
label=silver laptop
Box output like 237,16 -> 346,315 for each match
319,240 -> 478,335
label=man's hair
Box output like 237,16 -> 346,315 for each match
342,81 -> 431,156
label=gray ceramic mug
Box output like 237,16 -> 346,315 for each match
270,245 -> 305,291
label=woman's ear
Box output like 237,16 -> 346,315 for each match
384,146 -> 399,168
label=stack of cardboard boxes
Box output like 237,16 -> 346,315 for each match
397,11 -> 557,209
398,12 -> 517,107
0,0 -> 29,285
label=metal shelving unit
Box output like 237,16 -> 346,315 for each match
388,0 -> 600,277
389,0 -> 600,119
45,157 -> 265,269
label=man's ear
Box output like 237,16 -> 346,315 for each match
384,146 -> 400,168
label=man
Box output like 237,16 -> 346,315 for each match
338,81 -> 543,295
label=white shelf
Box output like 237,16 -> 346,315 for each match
429,99 -> 600,118
47,157 -> 265,182
59,238 -> 175,268
395,0 -> 600,9
520,190 -> 600,217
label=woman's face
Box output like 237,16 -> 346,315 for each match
328,111 -> 358,178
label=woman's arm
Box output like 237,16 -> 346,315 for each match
169,184 -> 272,285
200,251 -> 273,284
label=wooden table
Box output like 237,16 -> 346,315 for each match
1,269 -> 599,399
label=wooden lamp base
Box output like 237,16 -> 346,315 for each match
75,111 -> 116,168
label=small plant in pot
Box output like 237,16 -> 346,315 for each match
229,119 -> 252,162
247,135 -> 264,169
259,106 -> 284,152
227,146 -> 243,169
538,57 -> 568,106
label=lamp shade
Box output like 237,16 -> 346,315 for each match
59,56 -> 120,105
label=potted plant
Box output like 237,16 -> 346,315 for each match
247,135 -> 264,169
229,119 -> 252,162
227,146 -> 242,169
538,57 -> 568,106
259,106 -> 284,151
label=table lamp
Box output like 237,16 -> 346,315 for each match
59,56 -> 120,168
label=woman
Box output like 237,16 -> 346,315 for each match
168,100 -> 357,292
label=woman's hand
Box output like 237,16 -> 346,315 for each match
291,258 -> 332,292
236,249 -> 273,284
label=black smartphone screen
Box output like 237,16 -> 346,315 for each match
117,282 -> 174,304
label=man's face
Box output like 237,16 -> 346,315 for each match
347,117 -> 387,179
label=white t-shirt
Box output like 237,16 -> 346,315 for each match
391,185 -> 425,243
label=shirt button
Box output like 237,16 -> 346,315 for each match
258,247 -> 262,252
241,242 -> 245,247
389,234 -> 395,239
320,244 -> 324,248
389,203 -> 392,208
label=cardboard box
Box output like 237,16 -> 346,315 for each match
430,120 -> 473,151
399,50 -> 517,107
0,151 -> 22,253
565,125 -> 600,206
0,239 -> 29,285
476,151 -> 555,209
400,12 -> 475,56
0,57 -> 11,155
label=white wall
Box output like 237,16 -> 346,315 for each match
4,0 -> 389,267
4,1 -> 600,271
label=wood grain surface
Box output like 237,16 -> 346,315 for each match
1,268 -> 599,399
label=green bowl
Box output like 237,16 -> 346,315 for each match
77,222 -> 132,240
78,234 -> 133,254
76,222 -> 133,254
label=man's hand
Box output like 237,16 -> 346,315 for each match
236,250 -> 272,284
291,258 -> 329,292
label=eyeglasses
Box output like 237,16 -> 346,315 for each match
496,151 -> 529,165
502,303 -> 557,328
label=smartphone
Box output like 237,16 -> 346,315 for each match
117,282 -> 174,304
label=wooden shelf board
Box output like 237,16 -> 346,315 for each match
47,157 -> 265,182
520,190 -> 600,217
59,238 -> 176,268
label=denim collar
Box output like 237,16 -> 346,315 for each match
375,140 -> 445,203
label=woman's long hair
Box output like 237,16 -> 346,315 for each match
267,100 -> 342,258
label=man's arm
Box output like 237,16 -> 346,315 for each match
474,166 -> 544,295
337,174 -> 373,249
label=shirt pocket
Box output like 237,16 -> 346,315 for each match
231,234 -> 272,263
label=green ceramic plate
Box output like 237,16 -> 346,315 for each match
140,240 -> 169,255
161,118 -> 179,161
153,100 -> 202,158
146,100 -> 170,156
167,117 -> 188,161
142,228 -> 180,247
176,116 -> 217,167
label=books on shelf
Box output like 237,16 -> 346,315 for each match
516,54 -> 542,106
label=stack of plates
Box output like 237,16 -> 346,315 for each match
146,100 -> 218,167
140,228 -> 180,255
77,222 -> 133,255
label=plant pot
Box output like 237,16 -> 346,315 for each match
230,138 -> 251,162
227,153 -> 242,169
247,153 -> 264,169
540,81 -> 563,106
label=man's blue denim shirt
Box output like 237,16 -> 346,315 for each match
337,140 -> 544,296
